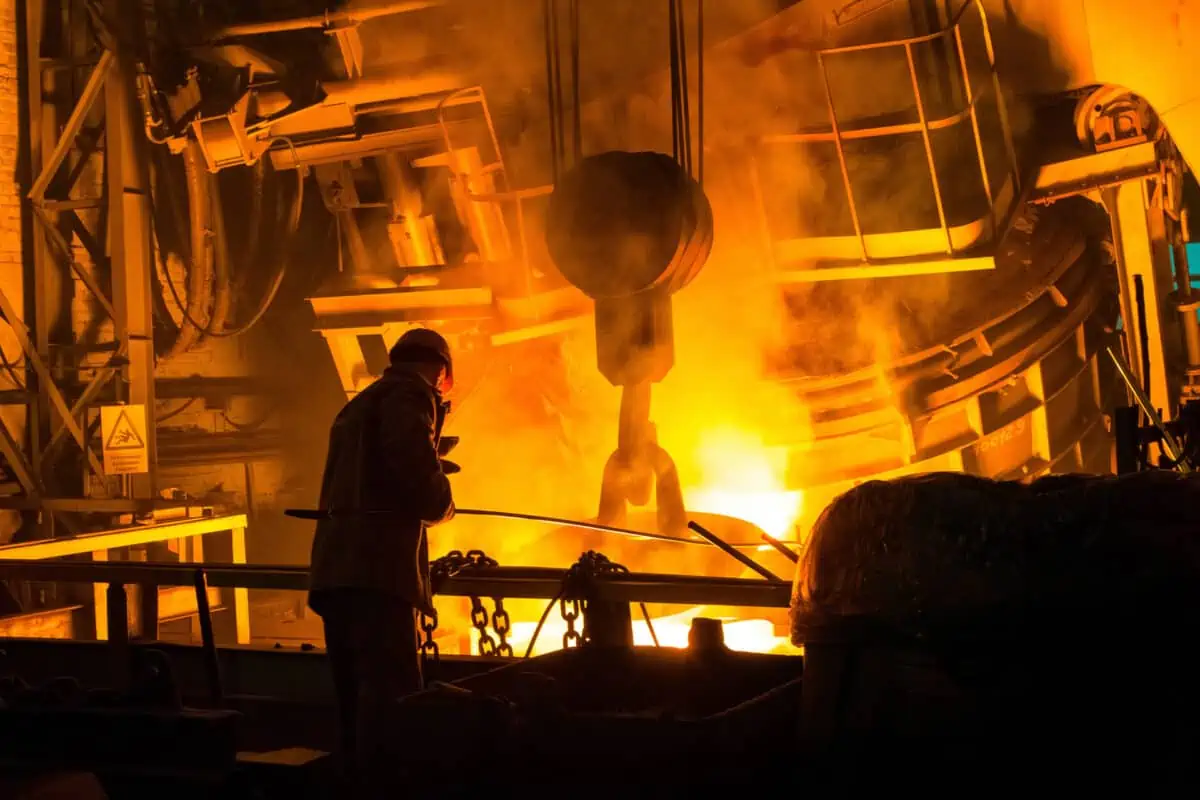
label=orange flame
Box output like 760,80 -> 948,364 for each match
683,426 -> 804,541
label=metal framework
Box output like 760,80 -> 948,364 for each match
0,555 -> 790,690
0,0 -> 160,532
0,513 -> 250,643
306,83 -> 589,400
753,0 -> 1020,280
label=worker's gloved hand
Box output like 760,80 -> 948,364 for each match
440,459 -> 461,475
438,436 -> 459,458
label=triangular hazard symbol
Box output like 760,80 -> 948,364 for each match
105,408 -> 145,451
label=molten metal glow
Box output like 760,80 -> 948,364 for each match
482,605 -> 796,657
682,427 -> 804,541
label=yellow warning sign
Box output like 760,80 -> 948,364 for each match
100,404 -> 149,475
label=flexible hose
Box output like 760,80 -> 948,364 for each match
199,139 -> 304,339
201,173 -> 234,345
246,158 -> 266,271
157,138 -> 304,341
162,140 -> 214,360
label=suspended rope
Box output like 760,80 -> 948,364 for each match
697,0 -> 704,186
543,0 -> 564,181
569,0 -> 582,163
668,0 -> 696,180
544,0 -> 582,181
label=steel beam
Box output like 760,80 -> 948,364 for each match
32,204 -> 118,322
104,0 -> 157,497
211,1 -> 445,39
22,0 -> 52,533
1104,181 -> 1176,419
0,513 -> 249,559
0,415 -> 41,496
27,48 -> 112,203
0,559 -> 794,609
42,359 -> 121,457
0,285 -> 105,475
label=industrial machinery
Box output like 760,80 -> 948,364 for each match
1,0 -> 1200,789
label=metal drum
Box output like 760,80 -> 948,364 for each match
544,150 -> 713,301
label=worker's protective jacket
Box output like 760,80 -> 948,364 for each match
308,364 -> 455,614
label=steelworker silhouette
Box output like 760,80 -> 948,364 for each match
307,327 -> 456,784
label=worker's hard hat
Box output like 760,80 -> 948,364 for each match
389,328 -> 454,391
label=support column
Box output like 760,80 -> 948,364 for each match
230,524 -> 250,645
104,0 -> 157,497
1105,181 -> 1176,421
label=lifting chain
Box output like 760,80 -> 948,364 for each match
421,549 -> 501,662
471,596 -> 498,656
418,609 -> 440,665
492,598 -> 513,657
559,551 -> 629,648
431,549 -> 499,583
560,597 -> 583,649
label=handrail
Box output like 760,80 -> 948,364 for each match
0,514 -> 252,645
0,559 -> 792,609
817,0 -> 980,56
756,0 -> 1019,269
0,514 -> 248,560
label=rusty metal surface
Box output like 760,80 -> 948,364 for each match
771,198 -> 1117,505
0,605 -> 80,639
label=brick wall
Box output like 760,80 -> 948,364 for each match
0,0 -> 21,334
0,0 -> 22,541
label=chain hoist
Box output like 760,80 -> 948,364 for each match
558,551 -> 630,648
420,549 -> 501,661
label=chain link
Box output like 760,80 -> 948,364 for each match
431,549 -> 499,585
491,598 -> 513,657
560,597 -> 583,648
418,608 -> 440,664
428,549 -> 502,657
470,596 -> 498,656
558,551 -> 630,649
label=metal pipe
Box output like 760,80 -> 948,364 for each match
211,1 -> 445,39
204,173 -> 233,339
284,506 -> 792,549
817,52 -> 868,262
976,1 -> 1020,192
1175,210 -> 1193,299
106,582 -> 129,692
761,533 -> 800,564
1106,345 -> 1189,471
953,24 -> 995,229
687,520 -> 785,582
906,41 -> 953,256
321,70 -> 470,108
193,569 -> 224,708
0,559 -> 794,609
163,141 -> 215,359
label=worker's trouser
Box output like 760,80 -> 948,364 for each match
316,589 -> 424,786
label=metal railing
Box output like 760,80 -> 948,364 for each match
435,87 -> 571,323
757,0 -> 1020,273
0,559 -> 791,608
0,514 -> 251,644
0,556 -> 792,706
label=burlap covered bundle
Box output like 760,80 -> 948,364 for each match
792,470 -> 1200,640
